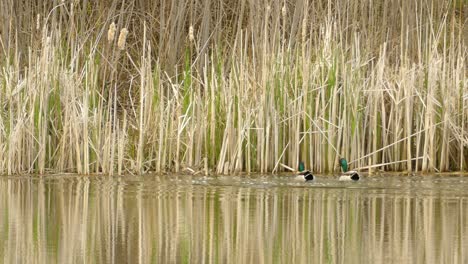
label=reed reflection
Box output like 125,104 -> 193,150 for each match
0,176 -> 466,263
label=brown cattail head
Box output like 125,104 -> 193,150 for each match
107,22 -> 116,43
189,25 -> 194,42
36,14 -> 41,30
117,28 -> 129,50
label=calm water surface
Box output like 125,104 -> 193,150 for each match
1,174 -> 467,263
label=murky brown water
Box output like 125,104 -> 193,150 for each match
0,174 -> 467,263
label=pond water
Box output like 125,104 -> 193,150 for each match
1,174 -> 467,263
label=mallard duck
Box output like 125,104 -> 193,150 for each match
295,161 -> 315,181
296,170 -> 315,181
338,158 -> 360,181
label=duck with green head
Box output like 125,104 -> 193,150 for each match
295,161 -> 315,181
338,158 -> 360,181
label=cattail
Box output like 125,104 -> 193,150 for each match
107,22 -> 116,43
281,5 -> 287,17
189,25 -> 194,42
36,14 -> 41,30
117,28 -> 129,50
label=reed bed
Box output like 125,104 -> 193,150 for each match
0,0 -> 466,174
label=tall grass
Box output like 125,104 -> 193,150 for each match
0,0 -> 466,174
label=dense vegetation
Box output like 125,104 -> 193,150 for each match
0,0 -> 466,174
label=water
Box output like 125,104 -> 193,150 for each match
1,174 -> 467,263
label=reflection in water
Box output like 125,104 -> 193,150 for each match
0,175 -> 467,263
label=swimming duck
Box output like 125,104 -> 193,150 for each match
296,170 -> 315,181
338,158 -> 360,181
295,161 -> 315,181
